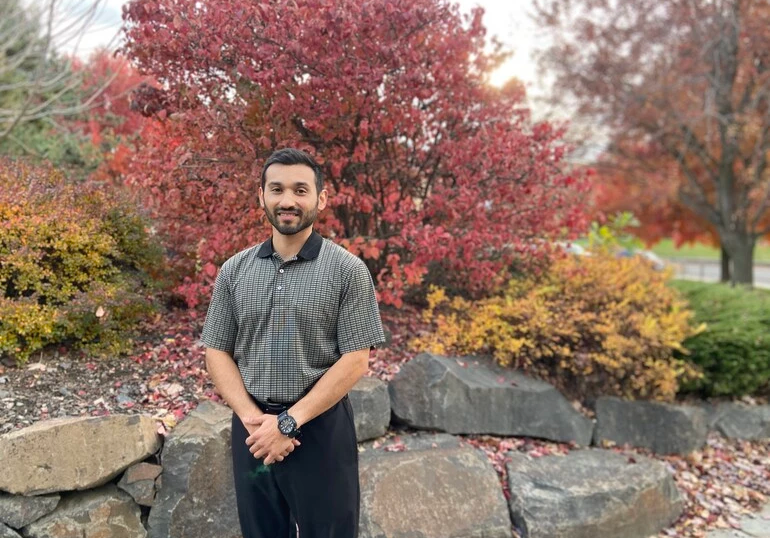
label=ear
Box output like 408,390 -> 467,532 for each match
258,187 -> 265,208
318,188 -> 328,211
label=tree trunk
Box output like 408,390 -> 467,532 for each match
720,246 -> 731,282
723,236 -> 755,286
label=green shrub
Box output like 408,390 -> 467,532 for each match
670,280 -> 770,397
0,158 -> 162,364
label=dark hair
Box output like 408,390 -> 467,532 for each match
260,148 -> 323,194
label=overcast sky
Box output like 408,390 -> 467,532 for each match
57,0 -> 547,96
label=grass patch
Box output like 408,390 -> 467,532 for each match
650,239 -> 770,262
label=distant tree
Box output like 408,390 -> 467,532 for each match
0,0 -> 120,165
535,0 -> 770,285
121,0 -> 589,307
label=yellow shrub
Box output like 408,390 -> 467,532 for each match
0,299 -> 60,360
414,254 -> 703,402
0,158 -> 161,364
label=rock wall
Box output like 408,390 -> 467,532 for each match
2,354 -> 767,538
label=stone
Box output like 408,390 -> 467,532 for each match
349,377 -> 390,442
0,523 -> 21,538
122,462 -> 163,483
0,492 -> 59,528
507,449 -> 684,538
711,403 -> 770,441
360,432 -> 464,452
389,353 -> 594,444
594,397 -> 708,454
118,463 -> 162,507
359,434 -> 511,538
22,484 -> 146,538
738,503 -> 770,536
707,531 -> 752,538
0,414 -> 162,495
147,400 -> 240,538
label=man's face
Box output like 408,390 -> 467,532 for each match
259,163 -> 327,236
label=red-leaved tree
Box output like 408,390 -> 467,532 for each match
121,0 -> 588,307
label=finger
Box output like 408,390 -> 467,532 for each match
286,443 -> 295,453
246,432 -> 265,447
263,455 -> 275,465
275,455 -> 284,462
292,439 -> 301,447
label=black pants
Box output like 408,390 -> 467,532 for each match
231,396 -> 360,538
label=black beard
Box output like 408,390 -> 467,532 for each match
265,206 -> 318,236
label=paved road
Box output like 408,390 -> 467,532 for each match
705,503 -> 770,538
668,258 -> 770,288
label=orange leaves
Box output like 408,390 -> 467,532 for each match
415,253 -> 702,402
340,236 -> 383,260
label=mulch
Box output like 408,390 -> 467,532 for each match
1,306 -> 768,538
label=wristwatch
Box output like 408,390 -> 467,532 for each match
277,411 -> 300,438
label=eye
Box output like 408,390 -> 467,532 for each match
271,187 -> 281,193
296,188 -> 307,195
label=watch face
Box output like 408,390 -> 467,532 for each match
278,415 -> 296,434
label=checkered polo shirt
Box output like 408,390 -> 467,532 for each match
201,231 -> 385,404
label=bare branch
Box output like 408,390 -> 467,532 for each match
0,0 -> 123,142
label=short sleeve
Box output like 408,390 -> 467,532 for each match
337,262 -> 386,355
200,263 -> 238,355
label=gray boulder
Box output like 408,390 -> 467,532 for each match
349,377 -> 391,442
0,492 -> 59,529
22,484 -> 146,538
118,462 -> 163,507
0,524 -> 21,538
359,434 -> 511,538
147,400 -> 240,538
360,432 -> 464,452
0,414 -> 161,495
389,353 -> 594,444
594,397 -> 707,454
507,449 -> 684,538
710,403 -> 770,440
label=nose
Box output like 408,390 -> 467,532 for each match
277,191 -> 297,208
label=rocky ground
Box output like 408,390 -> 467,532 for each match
1,306 -> 768,538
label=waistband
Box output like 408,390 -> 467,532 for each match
255,399 -> 294,415
254,394 -> 349,415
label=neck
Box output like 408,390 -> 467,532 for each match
272,227 -> 313,260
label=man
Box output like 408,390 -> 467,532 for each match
200,148 -> 385,538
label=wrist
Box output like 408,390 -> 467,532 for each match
236,405 -> 263,424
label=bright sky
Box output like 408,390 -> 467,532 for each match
60,0 -> 548,110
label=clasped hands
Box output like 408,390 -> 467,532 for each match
243,414 -> 301,465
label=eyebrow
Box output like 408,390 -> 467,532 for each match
266,181 -> 311,188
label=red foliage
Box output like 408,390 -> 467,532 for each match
120,0 -> 589,306
68,50 -> 157,183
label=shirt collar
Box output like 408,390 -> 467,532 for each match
257,230 -> 323,260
